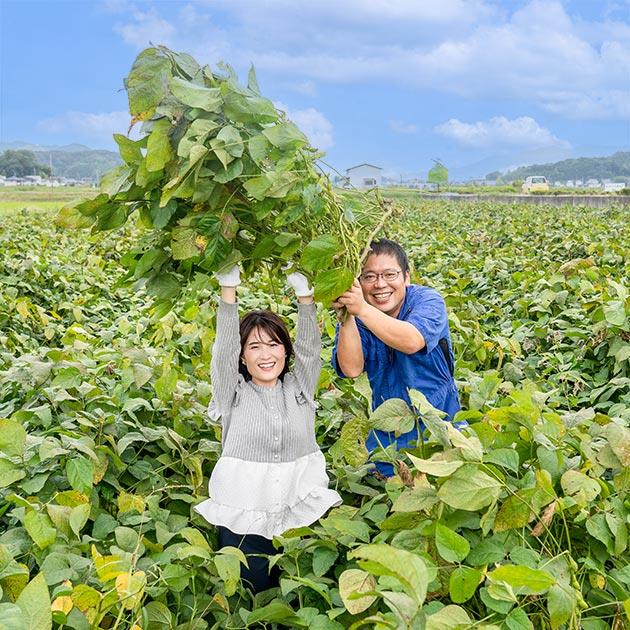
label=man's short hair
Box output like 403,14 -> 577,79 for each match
367,238 -> 410,274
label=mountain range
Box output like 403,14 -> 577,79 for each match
0,142 -> 121,180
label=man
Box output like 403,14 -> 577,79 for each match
332,238 -> 460,477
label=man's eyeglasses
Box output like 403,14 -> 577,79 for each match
359,269 -> 402,284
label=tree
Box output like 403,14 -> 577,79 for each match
428,160 -> 448,188
0,150 -> 51,177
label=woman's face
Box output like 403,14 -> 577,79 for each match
241,326 -> 286,387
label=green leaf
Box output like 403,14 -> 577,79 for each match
449,566 -> 482,603
493,489 -> 535,532
505,607 -> 534,630
426,605 -> 471,630
435,523 -> 470,563
484,448 -> 520,473
392,486 -> 439,513
0,459 -> 26,488
142,601 -> 173,630
24,510 -> 56,549
170,77 -> 222,111
100,165 -> 133,196
313,267 -> 355,308
0,420 -> 26,458
263,121 -> 308,150
488,565 -> 555,594
15,573 -> 52,630
146,119 -> 173,172
215,125 -> 244,158
547,584 -> 577,629
603,300 -> 626,326
300,235 -> 339,274
349,544 -> 428,605
560,470 -> 600,506
437,464 -> 502,511
407,453 -> 464,477
246,602 -> 306,626
171,226 -> 199,261
66,457 -> 94,495
338,569 -> 377,615
312,546 -> 338,577
69,504 -> 90,538
0,603 -> 26,630
339,417 -> 369,467
125,48 -> 171,118
214,548 -> 242,597
113,134 -> 143,165
370,398 -> 415,436
243,174 -> 272,200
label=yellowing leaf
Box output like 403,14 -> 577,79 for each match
338,569 -> 377,614
117,490 -> 145,515
51,596 -> 73,614
115,571 -> 146,610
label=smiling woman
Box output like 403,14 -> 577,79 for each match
193,264 -> 342,593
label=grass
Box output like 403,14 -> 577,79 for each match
0,186 -> 94,214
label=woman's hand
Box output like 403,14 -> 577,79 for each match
215,265 -> 241,287
216,265 -> 240,304
286,271 -> 314,304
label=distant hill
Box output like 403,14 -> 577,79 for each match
0,142 -> 121,180
498,151 -> 630,182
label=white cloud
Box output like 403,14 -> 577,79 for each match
435,116 -> 570,150
389,120 -> 418,135
114,8 -> 176,48
291,80 -> 317,96
274,102 -> 334,151
110,1 -> 630,120
37,111 -> 133,146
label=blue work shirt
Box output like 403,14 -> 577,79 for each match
332,284 -> 461,476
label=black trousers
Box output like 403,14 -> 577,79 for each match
217,526 -> 281,593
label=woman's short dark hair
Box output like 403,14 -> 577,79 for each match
238,310 -> 293,381
367,238 -> 410,274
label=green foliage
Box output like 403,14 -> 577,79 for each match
0,149 -> 51,178
428,161 -> 448,184
2,200 -> 629,628
56,46 -> 394,309
503,150 -> 630,183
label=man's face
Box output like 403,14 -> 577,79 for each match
359,253 -> 410,318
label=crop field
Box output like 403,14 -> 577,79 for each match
0,197 -> 628,629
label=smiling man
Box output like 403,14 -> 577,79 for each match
332,238 -> 460,477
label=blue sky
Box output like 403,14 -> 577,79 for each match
1,0 -> 629,179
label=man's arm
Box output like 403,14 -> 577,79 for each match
334,314 -> 365,378
335,281 -> 425,355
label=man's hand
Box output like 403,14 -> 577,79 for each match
332,280 -> 367,317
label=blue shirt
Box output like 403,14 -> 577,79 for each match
332,284 -> 461,476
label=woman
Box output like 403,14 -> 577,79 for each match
194,265 -> 342,593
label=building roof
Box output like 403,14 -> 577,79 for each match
346,163 -> 383,173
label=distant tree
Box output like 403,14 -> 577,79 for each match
0,150 -> 51,177
428,160 -> 448,188
486,170 -> 502,181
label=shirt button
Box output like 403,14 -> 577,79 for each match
274,435 -> 279,441
273,454 -> 279,460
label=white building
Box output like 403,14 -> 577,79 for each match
346,163 -> 382,189
602,182 -> 626,193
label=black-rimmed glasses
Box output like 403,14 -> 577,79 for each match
359,269 -> 402,284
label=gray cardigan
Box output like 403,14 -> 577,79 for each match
210,301 -> 322,463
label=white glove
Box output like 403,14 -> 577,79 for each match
215,264 -> 241,287
287,272 -> 314,297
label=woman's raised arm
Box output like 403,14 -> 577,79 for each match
210,266 -> 241,417
287,272 -> 321,398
